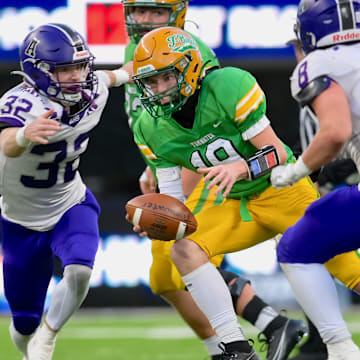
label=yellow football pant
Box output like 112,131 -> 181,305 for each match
150,179 -> 224,294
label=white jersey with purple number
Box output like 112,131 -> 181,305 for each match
291,43 -> 360,167
0,71 -> 110,231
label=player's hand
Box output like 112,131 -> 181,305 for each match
139,166 -> 157,194
270,164 -> 296,189
25,109 -> 61,144
125,214 -> 148,237
198,161 -> 248,198
122,61 -> 134,84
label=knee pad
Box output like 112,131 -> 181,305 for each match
13,313 -> 41,335
63,264 -> 92,296
218,268 -> 250,309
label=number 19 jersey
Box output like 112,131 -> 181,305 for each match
134,67 -> 294,199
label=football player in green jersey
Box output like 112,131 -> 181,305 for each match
122,2 -> 311,359
130,26 -> 360,359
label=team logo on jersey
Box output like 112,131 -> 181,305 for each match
190,133 -> 215,148
25,38 -> 40,58
166,34 -> 198,53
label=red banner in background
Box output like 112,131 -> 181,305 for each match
87,3 -> 129,45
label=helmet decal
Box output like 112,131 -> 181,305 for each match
24,38 -> 39,58
166,33 -> 198,53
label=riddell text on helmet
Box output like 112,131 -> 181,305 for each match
333,32 -> 360,42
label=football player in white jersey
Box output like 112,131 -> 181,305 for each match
270,0 -> 360,359
0,23 -> 132,360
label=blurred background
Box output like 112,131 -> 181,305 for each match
0,0 -> 357,313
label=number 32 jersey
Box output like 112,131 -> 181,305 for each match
0,71 -> 110,231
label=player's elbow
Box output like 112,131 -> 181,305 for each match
327,126 -> 351,149
0,129 -> 26,157
0,139 -> 24,157
2,147 -> 24,158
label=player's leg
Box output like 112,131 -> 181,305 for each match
170,197 -> 285,358
161,290 -> 222,356
220,269 -> 306,360
173,179 -> 315,357
27,189 -> 100,360
150,239 -> 223,358
277,186 -> 360,359
1,217 -> 53,359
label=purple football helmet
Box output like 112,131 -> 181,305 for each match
295,0 -> 360,54
16,23 -> 97,110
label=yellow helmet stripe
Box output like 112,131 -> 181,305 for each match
235,82 -> 264,122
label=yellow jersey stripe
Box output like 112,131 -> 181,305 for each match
235,83 -> 264,122
138,144 -> 158,160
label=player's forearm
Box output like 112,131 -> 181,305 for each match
104,61 -> 133,88
302,135 -> 345,171
248,125 -> 288,164
181,168 -> 203,198
302,81 -> 352,170
0,127 -> 27,157
156,166 -> 185,202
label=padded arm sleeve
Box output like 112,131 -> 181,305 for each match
156,166 -> 185,202
294,76 -> 331,107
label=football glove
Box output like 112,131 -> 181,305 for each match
271,156 -> 311,189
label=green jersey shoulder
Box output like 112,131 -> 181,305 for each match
134,67 -> 294,198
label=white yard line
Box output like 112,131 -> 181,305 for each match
61,322 -> 360,339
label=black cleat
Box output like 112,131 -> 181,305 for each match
292,315 -> 327,360
211,355 -> 223,360
220,348 -> 261,360
259,319 -> 308,360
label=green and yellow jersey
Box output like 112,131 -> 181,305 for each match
134,67 -> 295,199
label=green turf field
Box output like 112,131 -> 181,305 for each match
1,308 -> 360,359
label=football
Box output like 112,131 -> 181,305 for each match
125,193 -> 197,241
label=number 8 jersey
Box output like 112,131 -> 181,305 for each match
291,43 -> 360,167
0,71 -> 110,231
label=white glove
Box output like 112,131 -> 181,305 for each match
270,157 -> 311,189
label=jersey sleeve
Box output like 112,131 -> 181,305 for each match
211,68 -> 268,140
290,51 -> 331,100
95,70 -> 111,88
124,41 -> 145,130
133,112 -> 178,171
0,87 -> 39,128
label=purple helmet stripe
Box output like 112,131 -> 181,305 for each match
337,0 -> 356,30
46,23 -> 82,46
